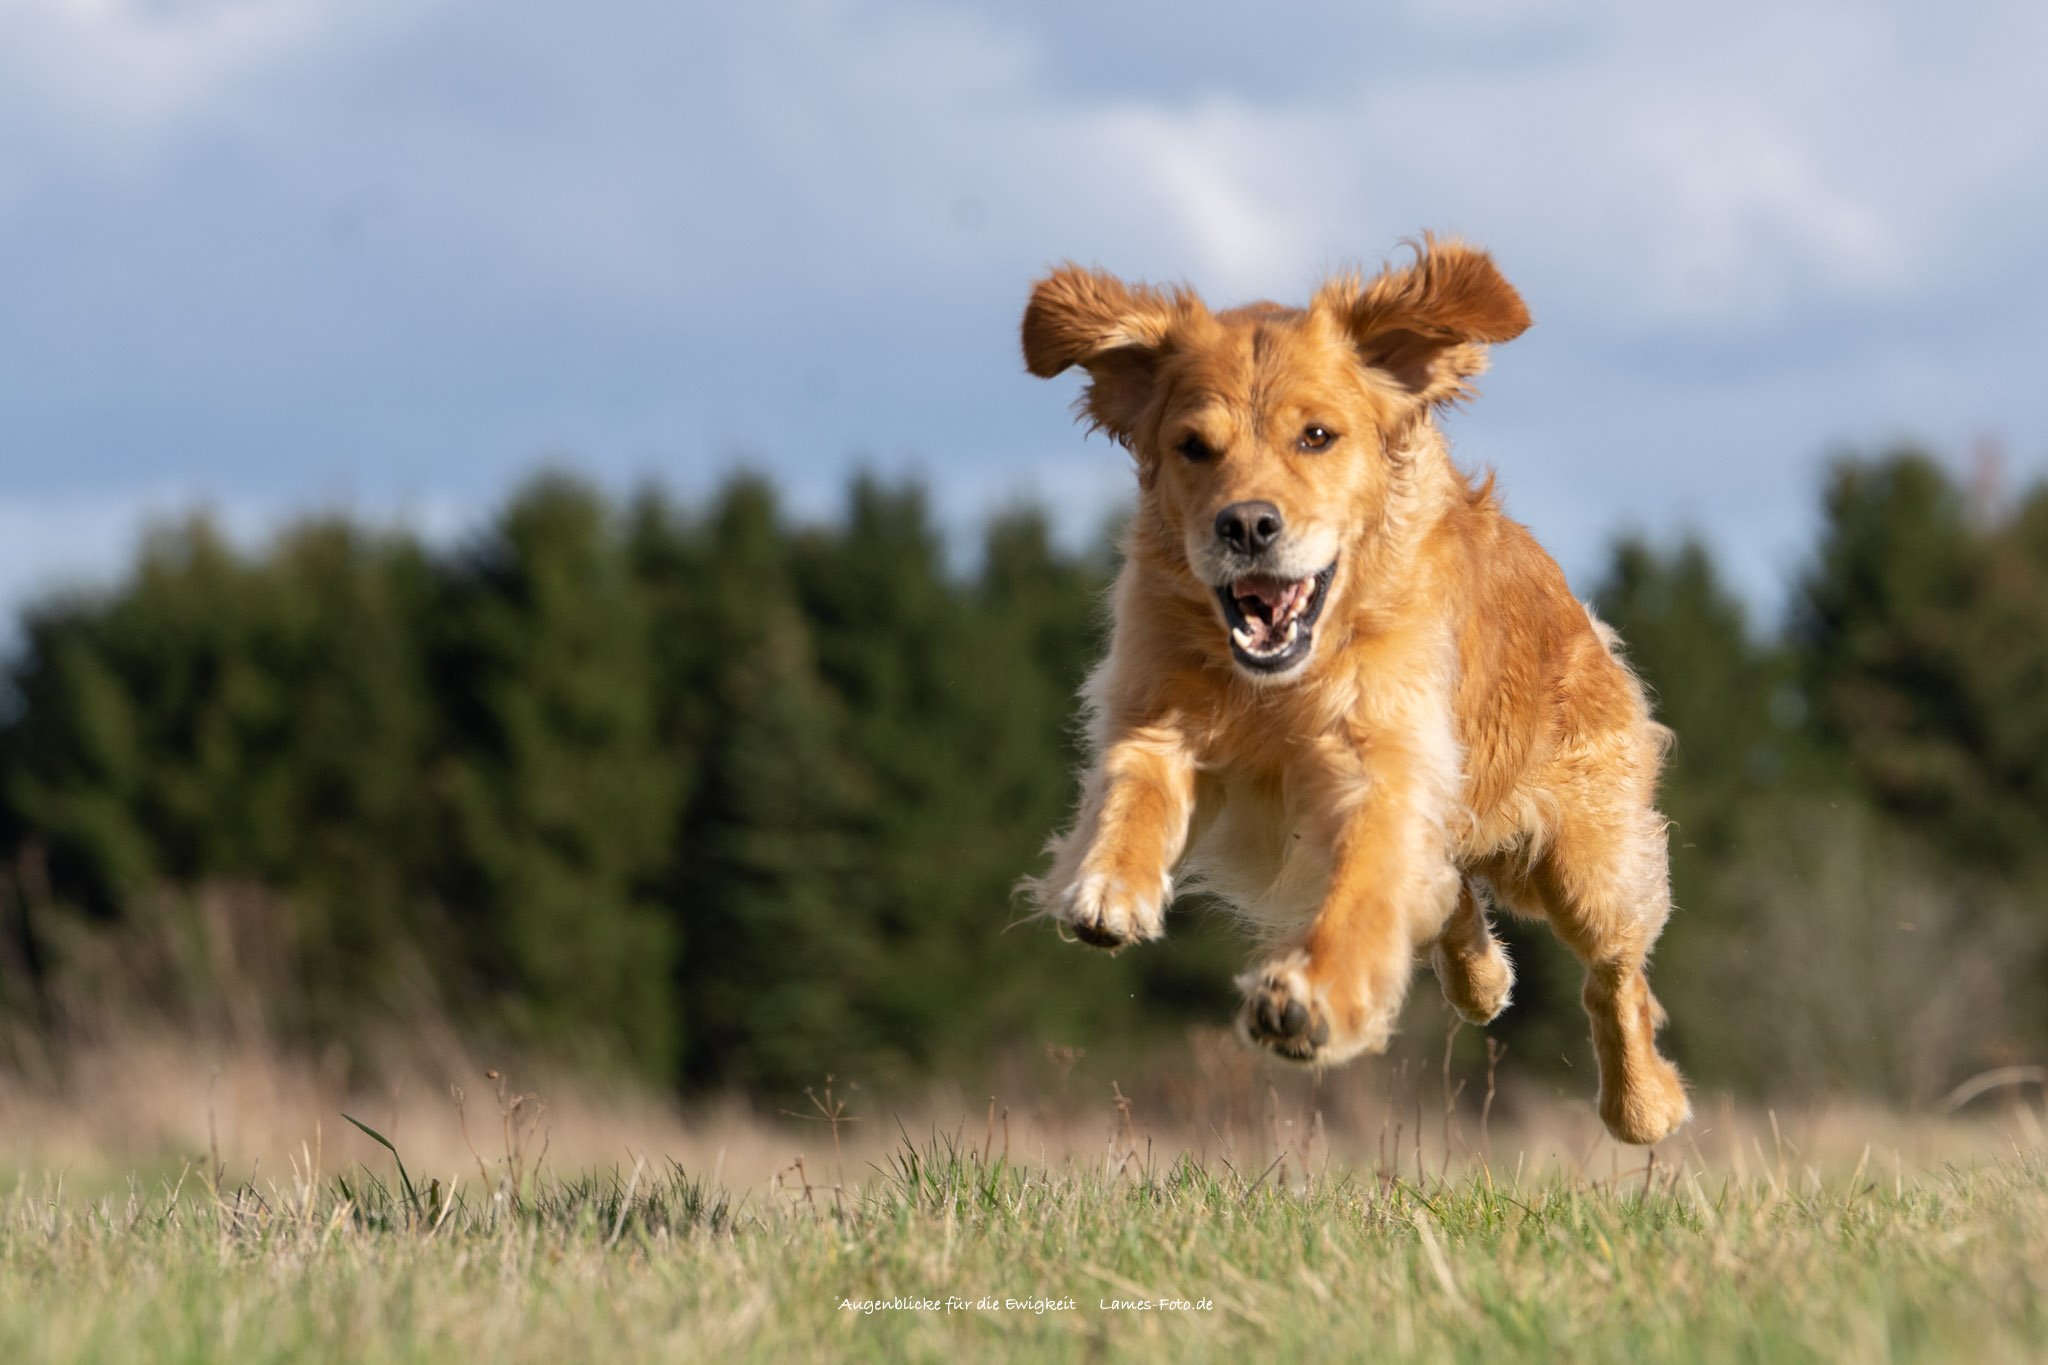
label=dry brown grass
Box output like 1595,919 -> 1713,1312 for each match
3,1017 -> 2040,1204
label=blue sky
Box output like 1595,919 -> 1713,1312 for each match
4,0 -> 2046,624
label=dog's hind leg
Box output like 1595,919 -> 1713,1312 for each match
1494,802 -> 1689,1146
1430,880 -> 1515,1025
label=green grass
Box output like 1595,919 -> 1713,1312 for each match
3,1135 -> 2045,1363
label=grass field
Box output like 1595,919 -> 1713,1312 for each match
4,1117 -> 2045,1364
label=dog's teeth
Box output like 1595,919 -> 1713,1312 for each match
1282,620 -> 1299,645
1232,626 -> 1257,649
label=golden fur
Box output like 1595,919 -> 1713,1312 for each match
1019,236 -> 1690,1146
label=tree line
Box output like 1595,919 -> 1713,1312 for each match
1,450 -> 2043,1104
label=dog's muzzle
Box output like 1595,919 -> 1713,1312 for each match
1215,563 -> 1336,675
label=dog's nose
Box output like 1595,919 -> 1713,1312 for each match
1215,501 -> 1284,556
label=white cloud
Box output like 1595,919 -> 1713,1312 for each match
1,0 -> 338,138
1624,108 -> 1904,320
1071,101 -> 1331,301
12,0 -> 2021,329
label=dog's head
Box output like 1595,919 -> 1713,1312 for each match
1022,236 -> 1530,684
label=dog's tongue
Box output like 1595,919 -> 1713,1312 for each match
1232,575 -> 1301,620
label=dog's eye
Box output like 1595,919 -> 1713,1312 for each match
1176,434 -> 1216,463
1298,425 -> 1337,452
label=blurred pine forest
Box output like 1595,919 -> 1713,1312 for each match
1,450 -> 2043,1107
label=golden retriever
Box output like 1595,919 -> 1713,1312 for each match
1019,236 -> 1689,1145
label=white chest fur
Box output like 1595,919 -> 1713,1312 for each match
1174,772 -> 1338,941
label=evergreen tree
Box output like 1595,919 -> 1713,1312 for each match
1794,451 -> 2048,869
0,517 -> 438,1011
654,477 -> 877,1091
430,476 -> 680,1080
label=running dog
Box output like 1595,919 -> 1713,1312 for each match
1019,236 -> 1689,1145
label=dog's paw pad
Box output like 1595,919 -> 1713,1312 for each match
1068,916 -> 1129,949
1239,962 -> 1330,1062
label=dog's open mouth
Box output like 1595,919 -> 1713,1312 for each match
1216,563 -> 1336,674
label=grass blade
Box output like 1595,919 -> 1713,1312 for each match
343,1113 -> 421,1221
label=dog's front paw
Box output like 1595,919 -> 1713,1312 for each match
1053,871 -> 1168,951
1236,952 -> 1393,1065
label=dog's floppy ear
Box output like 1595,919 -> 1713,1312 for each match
1021,265 -> 1195,447
1316,236 -> 1531,408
